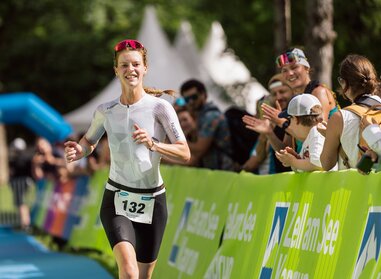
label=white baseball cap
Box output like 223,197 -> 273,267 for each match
279,94 -> 322,118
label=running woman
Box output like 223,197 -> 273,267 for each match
64,39 -> 190,279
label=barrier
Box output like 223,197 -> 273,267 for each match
29,167 -> 381,278
0,93 -> 72,142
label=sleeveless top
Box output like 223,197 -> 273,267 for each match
339,94 -> 381,169
85,93 -> 186,190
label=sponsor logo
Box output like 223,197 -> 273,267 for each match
259,202 -> 290,279
168,199 -> 193,266
352,206 -> 381,279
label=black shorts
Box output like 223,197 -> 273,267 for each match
100,187 -> 168,263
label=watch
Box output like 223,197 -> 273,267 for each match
149,137 -> 159,151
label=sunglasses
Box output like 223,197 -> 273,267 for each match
184,93 -> 199,103
275,52 -> 301,68
114,39 -> 144,52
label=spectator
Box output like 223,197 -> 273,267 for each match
276,47 -> 338,121
275,94 -> 334,172
31,137 -> 66,181
321,54 -> 381,170
180,79 -> 236,171
242,74 -> 293,173
177,108 -> 197,143
8,138 -> 34,230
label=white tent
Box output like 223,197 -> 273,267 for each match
173,21 -> 234,111
201,21 -> 269,115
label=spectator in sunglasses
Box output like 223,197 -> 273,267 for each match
64,39 -> 190,279
276,47 -> 339,122
180,79 -> 236,171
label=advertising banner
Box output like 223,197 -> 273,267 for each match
30,166 -> 381,278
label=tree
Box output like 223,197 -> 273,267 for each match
305,0 -> 336,88
274,0 -> 291,55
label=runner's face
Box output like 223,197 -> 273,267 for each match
281,64 -> 309,92
114,50 -> 147,88
270,85 -> 293,110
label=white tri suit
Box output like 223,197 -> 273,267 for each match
85,93 -> 186,263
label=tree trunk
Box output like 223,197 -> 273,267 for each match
0,125 -> 8,186
305,0 -> 337,88
274,0 -> 291,56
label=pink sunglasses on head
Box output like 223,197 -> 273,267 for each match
114,39 -> 144,52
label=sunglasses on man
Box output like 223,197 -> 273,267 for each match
184,93 -> 199,103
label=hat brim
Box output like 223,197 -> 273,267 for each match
278,110 -> 290,118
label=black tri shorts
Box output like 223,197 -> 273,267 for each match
100,186 -> 168,263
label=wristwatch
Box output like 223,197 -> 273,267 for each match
149,137 -> 159,152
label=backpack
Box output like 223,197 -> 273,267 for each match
339,95 -> 381,168
224,106 -> 259,165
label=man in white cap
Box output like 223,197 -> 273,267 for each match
275,94 -> 337,172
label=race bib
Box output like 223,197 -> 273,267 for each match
114,190 -> 155,224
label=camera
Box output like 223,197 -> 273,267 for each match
356,154 -> 374,175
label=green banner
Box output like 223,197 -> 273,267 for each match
32,165 -> 381,278
69,168 -> 110,255
154,166 -> 238,278
153,168 -> 381,279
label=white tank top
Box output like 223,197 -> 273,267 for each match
339,95 -> 381,169
85,93 -> 186,190
339,109 -> 360,169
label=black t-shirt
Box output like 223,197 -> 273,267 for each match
273,126 -> 292,173
9,153 -> 32,178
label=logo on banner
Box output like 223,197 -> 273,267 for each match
259,202 -> 290,279
168,199 -> 193,266
352,206 -> 381,279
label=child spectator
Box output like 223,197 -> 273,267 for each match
276,94 -> 336,172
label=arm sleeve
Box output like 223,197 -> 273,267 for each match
157,101 -> 186,143
84,106 -> 106,145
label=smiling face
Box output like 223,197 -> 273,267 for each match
281,63 -> 310,93
114,49 -> 147,89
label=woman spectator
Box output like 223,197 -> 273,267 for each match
276,47 -> 338,121
321,54 -> 381,170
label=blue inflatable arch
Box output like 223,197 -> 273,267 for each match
0,93 -> 73,142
